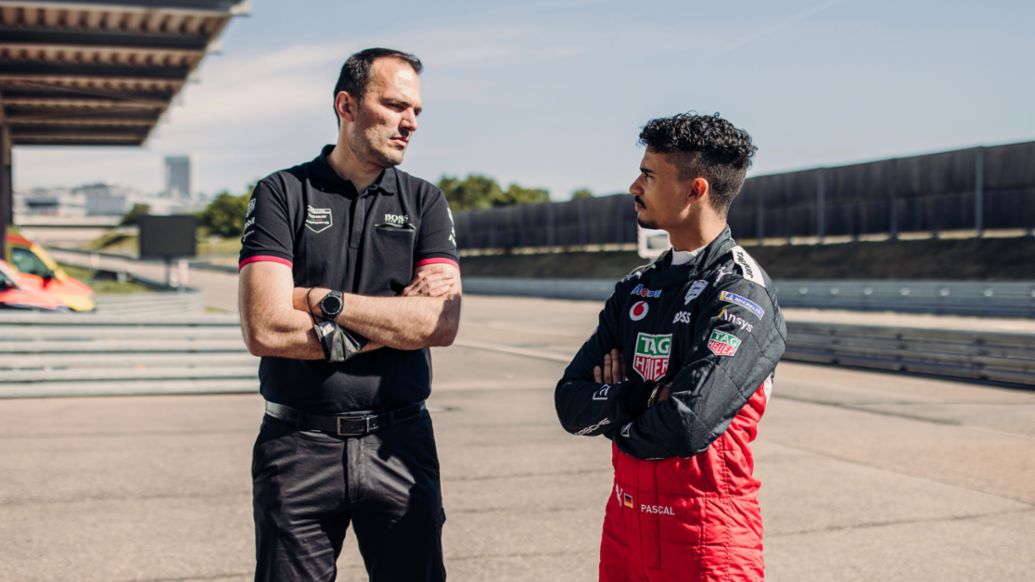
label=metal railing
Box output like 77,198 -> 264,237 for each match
463,278 -> 1035,318
0,312 -> 257,398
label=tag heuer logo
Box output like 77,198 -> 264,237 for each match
707,329 -> 742,357
633,332 -> 671,381
305,205 -> 333,233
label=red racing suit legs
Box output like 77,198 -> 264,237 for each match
599,382 -> 768,582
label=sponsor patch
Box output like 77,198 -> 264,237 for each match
383,212 -> 409,226
707,329 -> 742,357
592,385 -> 611,401
714,265 -> 734,283
629,301 -> 649,321
684,280 -> 708,304
718,290 -> 765,319
620,422 -> 632,438
718,307 -> 753,332
630,284 -> 663,298
672,310 -> 692,325
447,208 -> 457,247
633,333 -> 672,381
574,417 -> 610,436
247,197 -> 256,216
732,245 -> 766,287
623,493 -> 634,509
305,205 -> 333,233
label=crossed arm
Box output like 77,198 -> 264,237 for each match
239,261 -> 461,358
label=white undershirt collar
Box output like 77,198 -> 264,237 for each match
670,245 -> 706,266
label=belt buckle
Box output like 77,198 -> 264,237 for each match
336,415 -> 377,436
336,416 -> 359,436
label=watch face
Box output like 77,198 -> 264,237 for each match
321,293 -> 343,317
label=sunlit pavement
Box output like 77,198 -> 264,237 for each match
0,292 -> 1032,580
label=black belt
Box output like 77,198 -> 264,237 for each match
264,401 -> 425,437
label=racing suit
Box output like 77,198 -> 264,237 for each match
555,227 -> 786,582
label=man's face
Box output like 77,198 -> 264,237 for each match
628,149 -> 692,231
345,57 -> 422,168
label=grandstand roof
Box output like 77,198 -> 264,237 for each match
0,0 -> 249,147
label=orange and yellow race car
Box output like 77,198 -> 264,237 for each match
5,232 -> 96,312
0,259 -> 68,312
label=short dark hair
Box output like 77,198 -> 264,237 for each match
333,48 -> 422,122
638,112 -> 757,215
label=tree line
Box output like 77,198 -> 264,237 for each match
123,175 -> 595,238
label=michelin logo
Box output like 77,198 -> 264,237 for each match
718,290 -> 765,320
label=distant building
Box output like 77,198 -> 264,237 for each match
75,182 -> 136,216
164,155 -> 193,200
17,186 -> 86,217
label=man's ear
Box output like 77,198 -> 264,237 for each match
335,92 -> 357,123
688,177 -> 710,202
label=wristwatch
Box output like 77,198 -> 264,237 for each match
318,290 -> 344,321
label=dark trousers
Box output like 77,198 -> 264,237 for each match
252,410 -> 446,581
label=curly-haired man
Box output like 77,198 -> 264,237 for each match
556,112 -> 786,581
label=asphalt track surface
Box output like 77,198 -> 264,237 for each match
1,274 -> 1034,580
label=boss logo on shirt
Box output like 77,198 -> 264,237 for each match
384,213 -> 409,226
305,205 -> 333,233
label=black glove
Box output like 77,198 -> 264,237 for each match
313,320 -> 368,363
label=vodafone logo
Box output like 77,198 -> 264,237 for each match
629,301 -> 649,321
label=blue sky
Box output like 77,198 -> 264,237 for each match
13,0 -> 1035,200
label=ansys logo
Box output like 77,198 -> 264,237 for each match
633,332 -> 672,381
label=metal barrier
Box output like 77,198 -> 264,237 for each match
0,312 -> 256,398
463,277 -> 1035,318
773,280 -> 1035,318
785,322 -> 1035,387
94,291 -> 205,316
461,277 -> 1035,389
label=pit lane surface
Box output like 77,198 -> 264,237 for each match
1,294 -> 1033,581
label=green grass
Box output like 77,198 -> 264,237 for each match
59,263 -> 152,294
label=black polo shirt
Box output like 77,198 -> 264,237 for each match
239,145 -> 459,414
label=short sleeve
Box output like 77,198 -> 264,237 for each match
415,188 -> 459,269
238,178 -> 294,270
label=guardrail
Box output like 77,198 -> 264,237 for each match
785,322 -> 1035,387
461,277 -> 1034,389
0,312 -> 257,398
773,280 -> 1035,318
94,291 -> 205,316
3,291 -> 1032,398
462,277 -> 1035,318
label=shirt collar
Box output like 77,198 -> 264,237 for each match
670,245 -> 705,266
310,144 -> 399,195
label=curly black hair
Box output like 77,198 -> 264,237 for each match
639,112 -> 757,215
